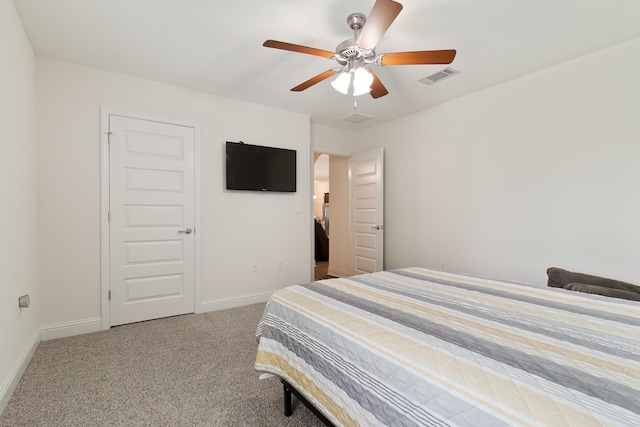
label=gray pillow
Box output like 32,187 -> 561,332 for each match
563,283 -> 640,301
547,267 -> 640,294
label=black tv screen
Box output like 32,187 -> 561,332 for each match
226,141 -> 297,192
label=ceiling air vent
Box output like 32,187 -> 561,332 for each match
342,113 -> 373,123
419,67 -> 459,85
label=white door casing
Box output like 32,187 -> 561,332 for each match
349,147 -> 384,274
107,115 -> 196,326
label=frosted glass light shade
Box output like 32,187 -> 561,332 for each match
331,72 -> 351,94
352,67 -> 373,96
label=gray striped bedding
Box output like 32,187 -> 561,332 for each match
255,267 -> 640,426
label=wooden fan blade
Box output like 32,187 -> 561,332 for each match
369,71 -> 389,99
291,70 -> 339,92
263,40 -> 335,58
379,50 -> 457,66
356,0 -> 403,51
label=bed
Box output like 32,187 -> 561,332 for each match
255,267 -> 640,426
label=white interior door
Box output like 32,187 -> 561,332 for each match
350,147 -> 384,274
109,115 -> 195,326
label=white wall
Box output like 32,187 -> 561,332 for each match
36,57 -> 312,327
311,123 -> 357,156
313,179 -> 329,219
0,0 -> 39,411
356,37 -> 640,286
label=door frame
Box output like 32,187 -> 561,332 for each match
100,109 -> 202,330
311,149 -> 350,281
312,147 -> 383,279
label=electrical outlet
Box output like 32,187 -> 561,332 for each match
277,259 -> 284,270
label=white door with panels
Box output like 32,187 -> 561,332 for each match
109,115 -> 195,326
350,147 -> 384,274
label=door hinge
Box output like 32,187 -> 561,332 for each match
106,131 -> 113,143
108,290 -> 111,300
107,211 -> 111,222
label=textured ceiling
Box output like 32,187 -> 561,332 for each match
13,0 -> 640,129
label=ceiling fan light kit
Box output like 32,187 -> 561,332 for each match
330,58 -> 375,97
352,67 -> 374,96
330,72 -> 351,94
263,0 -> 456,101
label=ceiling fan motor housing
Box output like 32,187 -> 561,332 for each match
336,13 -> 376,65
336,38 -> 359,58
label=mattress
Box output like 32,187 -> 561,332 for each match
255,267 -> 640,426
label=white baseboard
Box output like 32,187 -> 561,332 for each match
40,317 -> 102,341
40,294 -> 275,340
35,291 -> 281,340
0,329 -> 40,414
198,289 -> 276,313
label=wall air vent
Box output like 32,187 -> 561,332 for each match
419,67 -> 460,85
342,113 -> 374,123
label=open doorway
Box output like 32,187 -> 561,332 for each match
313,153 -> 349,280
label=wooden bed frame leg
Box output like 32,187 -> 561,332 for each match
282,379 -> 293,417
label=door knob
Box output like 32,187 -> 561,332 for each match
371,225 -> 383,230
178,228 -> 193,234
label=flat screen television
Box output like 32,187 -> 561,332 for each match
226,141 -> 297,192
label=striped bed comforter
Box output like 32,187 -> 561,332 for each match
254,267 -> 640,426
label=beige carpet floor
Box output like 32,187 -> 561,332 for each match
0,303 -> 325,426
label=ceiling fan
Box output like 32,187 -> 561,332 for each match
263,0 -> 456,99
